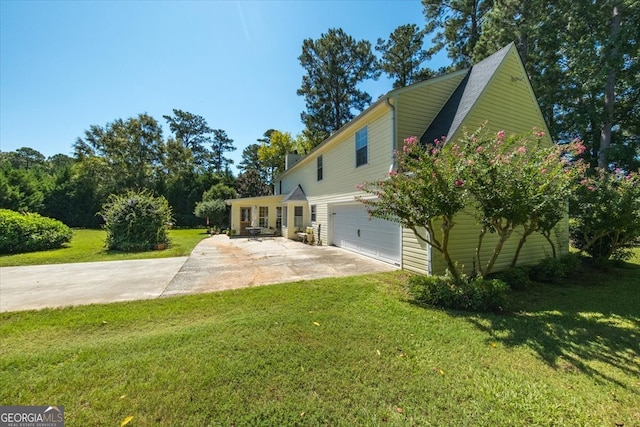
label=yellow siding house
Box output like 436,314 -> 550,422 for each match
227,44 -> 567,275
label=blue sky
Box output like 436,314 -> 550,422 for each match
1,0 -> 448,172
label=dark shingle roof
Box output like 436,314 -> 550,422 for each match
420,43 -> 513,145
281,184 -> 307,202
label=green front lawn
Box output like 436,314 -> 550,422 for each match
1,260 -> 638,425
0,228 -> 208,266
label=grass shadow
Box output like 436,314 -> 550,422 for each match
457,262 -> 640,388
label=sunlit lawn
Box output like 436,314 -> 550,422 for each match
1,253 -> 638,425
0,228 -> 208,266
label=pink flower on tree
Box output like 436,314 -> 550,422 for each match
405,136 -> 418,145
517,146 -> 527,154
454,179 -> 464,187
355,183 -> 365,191
497,130 -> 505,141
476,145 -> 484,153
533,128 -> 545,138
403,136 -> 418,153
573,139 -> 587,155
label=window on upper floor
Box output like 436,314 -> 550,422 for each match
317,155 -> 323,181
356,126 -> 368,167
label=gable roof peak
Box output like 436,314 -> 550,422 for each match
420,43 -> 516,145
281,184 -> 307,203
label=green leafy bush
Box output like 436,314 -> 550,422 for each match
570,169 -> 640,261
493,266 -> 532,290
408,272 -> 508,312
100,190 -> 173,252
529,253 -> 582,283
0,209 -> 72,254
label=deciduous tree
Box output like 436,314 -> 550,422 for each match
73,113 -> 164,191
257,130 -> 310,185
570,168 -> 640,261
358,126 -> 585,278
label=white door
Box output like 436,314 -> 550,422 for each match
331,204 -> 401,265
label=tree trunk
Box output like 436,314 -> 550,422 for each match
484,219 -> 514,276
485,232 -> 511,276
475,227 -> 487,276
511,221 -> 537,268
598,3 -> 621,169
541,231 -> 557,259
411,218 -> 460,279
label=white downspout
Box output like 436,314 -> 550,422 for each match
385,96 -> 397,169
385,96 -> 404,269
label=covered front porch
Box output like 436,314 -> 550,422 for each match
226,186 -> 313,240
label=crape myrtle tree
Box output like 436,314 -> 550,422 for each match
459,128 -> 586,274
357,125 -> 586,279
297,28 -> 380,147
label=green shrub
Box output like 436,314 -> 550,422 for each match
408,272 -> 508,312
493,266 -> 532,290
100,190 -> 173,252
0,209 -> 73,254
529,253 -> 582,283
570,169 -> 640,261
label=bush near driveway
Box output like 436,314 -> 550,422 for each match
0,208 -> 72,254
100,190 -> 173,252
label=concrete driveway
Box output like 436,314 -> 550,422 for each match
0,236 -> 398,312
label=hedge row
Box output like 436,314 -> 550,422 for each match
0,209 -> 73,254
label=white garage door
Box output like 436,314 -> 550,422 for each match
331,204 -> 401,265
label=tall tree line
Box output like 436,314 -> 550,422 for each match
419,0 -> 639,170
1,111 -> 238,227
4,6 -> 637,226
297,2 -> 639,170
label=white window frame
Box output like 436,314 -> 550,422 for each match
317,155 -> 323,181
294,206 -> 303,229
355,126 -> 368,167
259,206 -> 269,228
